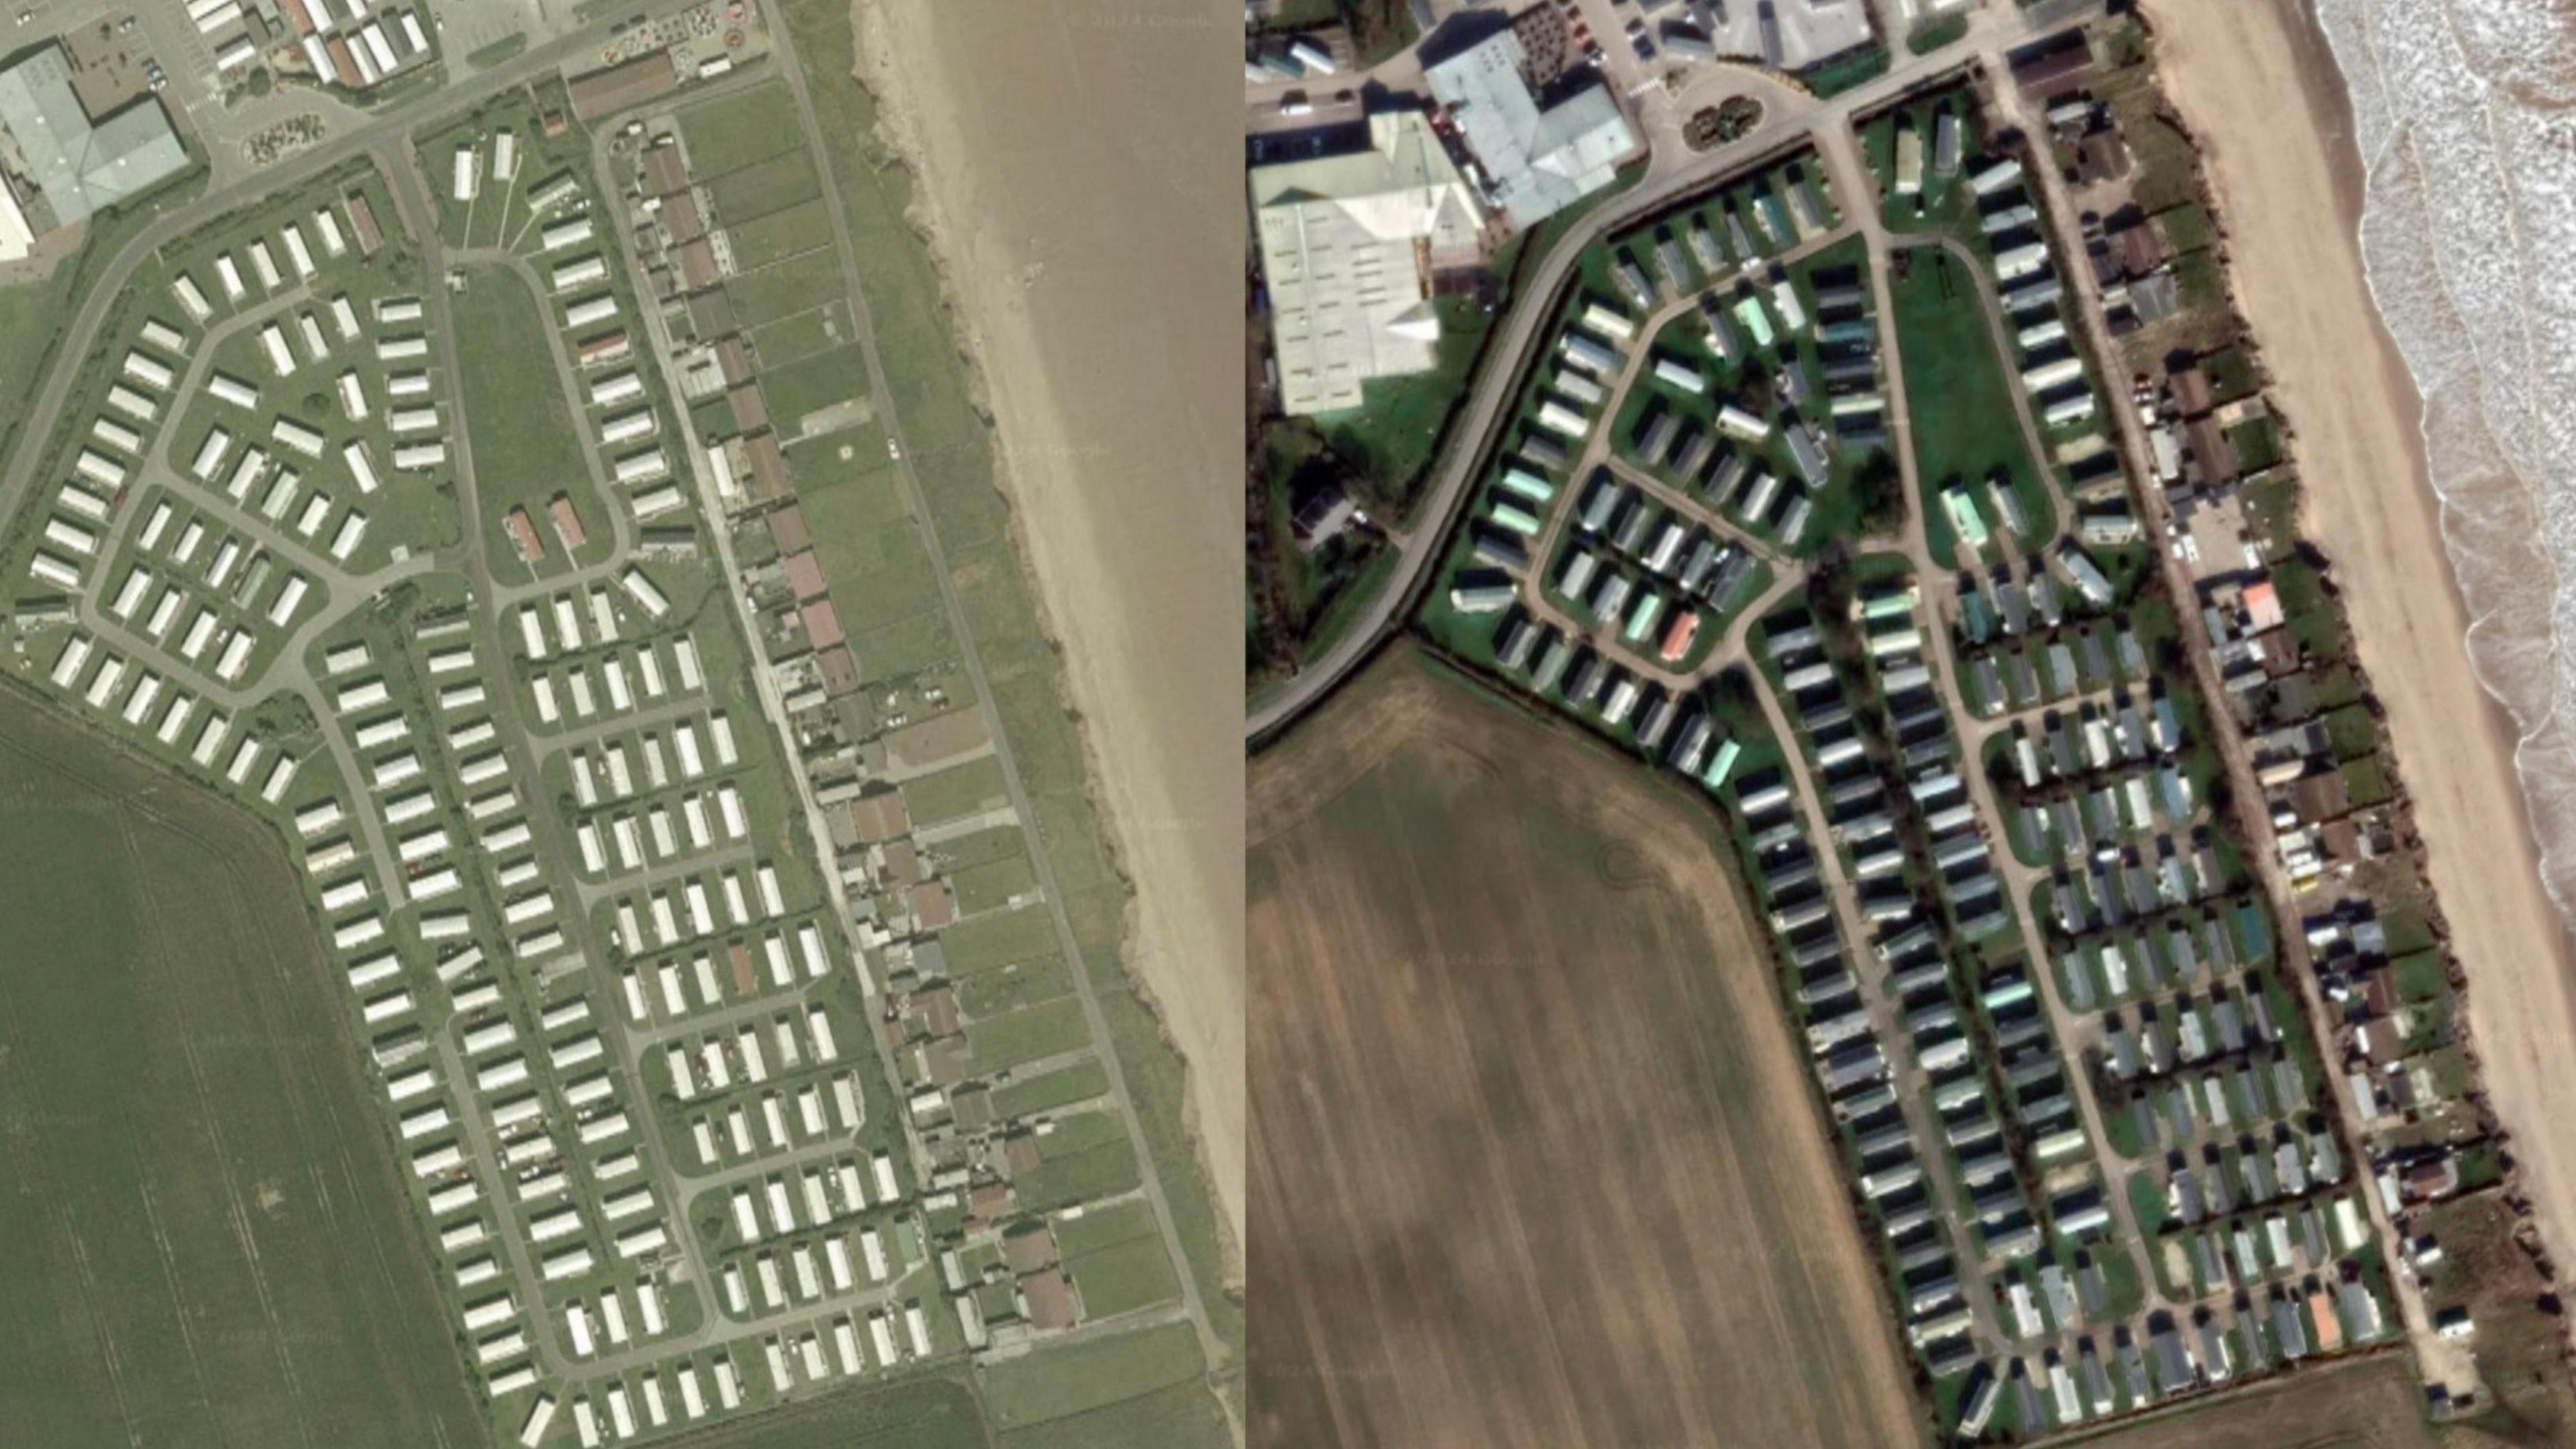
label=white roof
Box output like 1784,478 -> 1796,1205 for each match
1249,111 -> 1483,416
1426,30 -> 1638,230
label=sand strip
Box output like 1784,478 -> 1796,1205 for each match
849,0 -> 1246,1256
2141,0 -> 2576,1289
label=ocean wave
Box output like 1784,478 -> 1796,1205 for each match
2318,0 -> 2576,918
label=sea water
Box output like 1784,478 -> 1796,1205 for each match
2318,0 -> 2576,916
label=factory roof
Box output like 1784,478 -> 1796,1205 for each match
0,45 -> 188,233
1249,110 -> 1483,415
1424,29 -> 1637,230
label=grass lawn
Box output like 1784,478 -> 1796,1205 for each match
901,754 -> 1009,828
724,199 -> 838,270
995,1381 -> 1232,1449
743,300 -> 848,371
645,1373 -> 985,1448
1065,1234 -> 1181,1318
757,342 -> 870,427
993,1057 -> 1110,1120
723,250 -> 845,329
705,147 -> 824,221
1309,294 -> 1499,517
968,997 -> 1091,1071
449,261 -> 602,582
1890,245 -> 2054,565
793,457 -> 943,635
945,902 -> 1064,976
1055,1199 -> 1157,1258
953,852 -> 1038,914
1014,1138 -> 1142,1216
979,1320 -> 1208,1431
676,80 -> 806,176
955,954 -> 1071,1018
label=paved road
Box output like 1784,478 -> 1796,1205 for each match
1979,69 -> 2475,1397
0,13 -> 638,537
1246,1 -> 2104,743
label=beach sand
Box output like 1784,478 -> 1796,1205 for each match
849,0 -> 1246,1256
2142,0 -> 2576,1289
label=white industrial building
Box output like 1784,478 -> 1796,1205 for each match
1250,111 -> 1484,416
1424,28 -> 1640,231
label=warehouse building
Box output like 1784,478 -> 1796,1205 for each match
1249,110 -> 1483,415
1423,25 -> 1638,231
0,44 -> 188,259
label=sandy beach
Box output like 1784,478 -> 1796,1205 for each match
847,0 -> 1246,1258
2141,0 -> 2576,1289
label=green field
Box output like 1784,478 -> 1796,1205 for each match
450,260 -> 603,582
992,1058 -> 1109,1120
1063,1234 -> 1181,1319
952,853 -> 1038,914
1016,1137 -> 1141,1214
722,252 -> 845,329
653,1373 -> 987,1448
955,953 -> 1071,1018
757,342 -> 870,427
725,199 -> 838,270
745,300 -> 849,371
902,755 -> 1009,827
1056,1199 -> 1157,1258
996,1380 -> 1233,1449
943,902 -> 1061,975
706,148 -> 824,221
967,996 -> 1090,1071
0,688 -> 486,1446
677,82 -> 806,175
978,1319 -> 1208,1432
1890,244 -> 2055,564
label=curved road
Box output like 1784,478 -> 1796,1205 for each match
1247,1 -> 2106,743
0,17 -> 637,531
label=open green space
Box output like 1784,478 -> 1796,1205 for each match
994,1380 -> 1233,1449
902,754 -> 1010,828
652,1373 -> 986,1448
724,198 -> 838,270
969,996 -> 1091,1073
704,146 -> 824,222
793,457 -> 942,634
450,261 -> 603,581
953,852 -> 1039,914
744,299 -> 847,371
993,1057 -> 1110,1120
955,953 -> 1071,1019
1306,293 -> 1499,515
722,252 -> 845,329
1065,1234 -> 1181,1320
759,341 -> 870,426
947,904 -> 1067,979
0,688 -> 485,1447
675,80 -> 806,176
979,1319 -> 1208,1432
1890,244 -> 2055,565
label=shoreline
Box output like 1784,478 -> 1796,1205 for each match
2141,0 -> 2576,1293
845,1 -> 1247,1262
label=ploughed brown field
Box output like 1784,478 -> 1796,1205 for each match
1246,647 -> 1923,1449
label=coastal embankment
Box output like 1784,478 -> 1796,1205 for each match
848,0 -> 1246,1255
2141,0 -> 2576,1293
